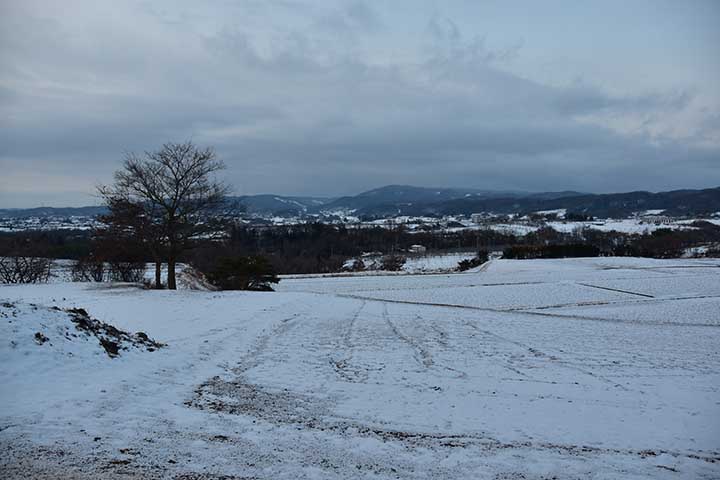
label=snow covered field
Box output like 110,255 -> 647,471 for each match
2,257 -> 719,478
446,217 -> 720,236
338,252 -> 478,275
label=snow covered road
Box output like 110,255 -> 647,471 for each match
2,257 -> 719,478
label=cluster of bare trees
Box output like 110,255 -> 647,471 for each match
0,256 -> 53,284
97,141 -> 228,289
70,257 -> 145,283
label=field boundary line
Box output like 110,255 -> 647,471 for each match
575,282 -> 655,298
334,293 -> 720,328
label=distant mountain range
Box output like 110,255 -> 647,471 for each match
2,185 -> 719,220
234,186 -> 589,216
427,187 -> 720,218
0,205 -> 108,219
319,185 -> 589,217
311,185 -> 720,218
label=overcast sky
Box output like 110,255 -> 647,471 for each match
1,0 -> 719,207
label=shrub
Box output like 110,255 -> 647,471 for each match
203,255 -> 279,291
457,250 -> 489,271
380,254 -> 406,271
0,256 -> 53,284
72,258 -> 146,283
108,261 -> 146,283
71,257 -> 106,282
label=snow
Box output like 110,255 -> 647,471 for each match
342,252 -> 478,274
534,208 -> 567,218
546,218 -> 688,234
401,252 -> 475,273
454,218 -> 706,236
488,223 -> 541,235
677,218 -> 720,226
682,244 -> 716,258
544,219 -> 692,234
2,257 -> 720,478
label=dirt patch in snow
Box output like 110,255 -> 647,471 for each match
1,302 -> 165,358
186,375 -> 331,427
63,307 -> 165,357
186,374 -> 720,468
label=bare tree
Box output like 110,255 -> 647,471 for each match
100,141 -> 228,289
71,256 -> 106,282
0,256 -> 53,284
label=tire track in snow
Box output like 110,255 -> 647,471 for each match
344,293 -> 631,386
369,302 -> 625,389
330,300 -> 369,383
232,307 -> 307,375
342,300 -> 365,349
382,303 -> 468,379
460,316 -> 629,391
383,302 -> 434,369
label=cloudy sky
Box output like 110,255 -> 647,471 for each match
1,0 -> 719,207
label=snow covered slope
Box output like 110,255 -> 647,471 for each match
2,258 -> 720,479
343,252 -> 478,274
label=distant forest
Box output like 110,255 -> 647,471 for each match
2,220 -> 719,275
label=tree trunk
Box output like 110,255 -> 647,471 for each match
154,260 -> 162,289
167,258 -> 177,290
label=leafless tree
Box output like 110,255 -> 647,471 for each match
71,257 -> 106,282
108,260 -> 147,283
99,141 -> 228,289
0,256 -> 53,284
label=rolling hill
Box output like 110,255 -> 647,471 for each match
2,186 -> 718,220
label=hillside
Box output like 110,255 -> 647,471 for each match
3,186 -> 719,220
229,195 -> 331,216
342,186 -> 720,218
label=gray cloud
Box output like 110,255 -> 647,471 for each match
0,0 -> 718,207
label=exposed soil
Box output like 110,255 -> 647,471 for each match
63,307 -> 165,357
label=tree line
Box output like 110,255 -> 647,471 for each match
1,141 -> 719,286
